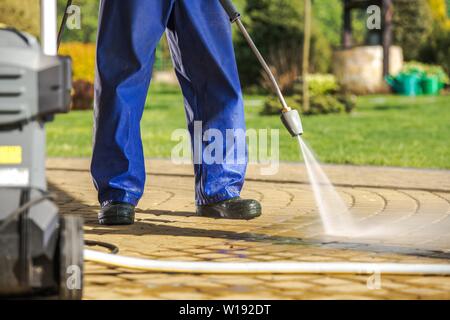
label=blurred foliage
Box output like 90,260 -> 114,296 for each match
59,42 -> 95,82
57,0 -> 99,43
59,42 -> 95,109
420,27 -> 450,76
154,36 -> 172,71
235,0 -> 333,89
304,73 -> 339,96
428,0 -> 450,28
71,79 -> 94,110
418,0 -> 450,76
312,0 -> 342,47
262,73 -> 356,115
4,0 -> 447,90
403,61 -> 449,84
393,0 -> 433,61
0,0 -> 40,36
264,93 -> 355,116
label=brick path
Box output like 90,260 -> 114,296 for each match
47,158 -> 450,299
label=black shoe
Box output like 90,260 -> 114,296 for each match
196,197 -> 262,220
98,202 -> 135,225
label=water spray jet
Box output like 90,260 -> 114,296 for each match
219,0 -> 356,236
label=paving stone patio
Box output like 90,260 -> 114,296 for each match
47,158 -> 450,299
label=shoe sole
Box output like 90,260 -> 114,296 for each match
196,203 -> 262,220
98,212 -> 135,225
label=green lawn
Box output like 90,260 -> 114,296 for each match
47,83 -> 450,169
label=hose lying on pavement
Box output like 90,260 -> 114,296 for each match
84,249 -> 450,275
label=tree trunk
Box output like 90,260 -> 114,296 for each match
302,0 -> 312,113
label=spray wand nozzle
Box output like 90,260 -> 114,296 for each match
280,109 -> 303,137
219,0 -> 303,137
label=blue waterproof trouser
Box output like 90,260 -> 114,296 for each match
91,0 -> 247,206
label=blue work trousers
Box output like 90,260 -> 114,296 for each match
91,0 -> 247,206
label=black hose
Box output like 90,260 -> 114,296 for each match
57,0 -> 73,50
0,191 -> 56,232
85,240 -> 119,254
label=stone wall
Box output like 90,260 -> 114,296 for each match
332,46 -> 403,94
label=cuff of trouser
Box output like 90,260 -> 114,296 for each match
195,191 -> 240,206
99,189 -> 140,207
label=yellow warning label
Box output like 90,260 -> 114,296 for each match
0,146 -> 22,164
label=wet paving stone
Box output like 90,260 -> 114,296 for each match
47,158 -> 450,299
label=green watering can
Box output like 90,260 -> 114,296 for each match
421,75 -> 442,95
385,73 -> 422,96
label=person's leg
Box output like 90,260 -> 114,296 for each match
166,0 -> 249,207
92,0 -> 174,212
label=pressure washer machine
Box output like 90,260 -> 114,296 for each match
0,24 -> 83,299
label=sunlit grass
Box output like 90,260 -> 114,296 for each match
47,83 -> 450,169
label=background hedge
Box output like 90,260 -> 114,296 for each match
0,0 -> 39,36
59,42 -> 95,82
1,0 -> 448,84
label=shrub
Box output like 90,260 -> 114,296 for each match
427,0 -> 450,29
263,93 -> 355,116
263,95 -> 301,115
59,42 -> 96,83
235,0 -> 332,89
59,42 -> 96,110
418,24 -> 450,77
393,0 -> 433,61
308,95 -> 346,114
71,79 -> 94,110
297,74 -> 339,96
0,0 -> 40,36
259,43 -> 302,94
262,74 -> 356,116
430,28 -> 450,77
402,61 -> 449,84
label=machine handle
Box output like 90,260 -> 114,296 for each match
219,0 -> 241,22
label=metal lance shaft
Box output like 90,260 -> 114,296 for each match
234,19 -> 290,113
218,0 -> 303,136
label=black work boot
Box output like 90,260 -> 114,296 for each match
98,202 -> 135,225
196,197 -> 262,220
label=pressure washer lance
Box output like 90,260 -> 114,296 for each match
219,0 -> 303,137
